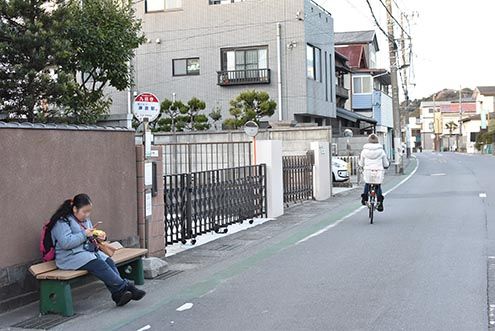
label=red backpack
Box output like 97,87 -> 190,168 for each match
40,218 -> 69,262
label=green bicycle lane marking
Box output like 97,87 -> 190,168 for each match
107,158 -> 418,330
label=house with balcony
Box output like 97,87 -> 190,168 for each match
106,0 -> 336,128
332,50 -> 376,136
334,30 -> 394,158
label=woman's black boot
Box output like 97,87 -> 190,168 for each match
112,290 -> 133,307
127,283 -> 146,301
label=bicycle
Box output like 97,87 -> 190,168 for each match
367,184 -> 379,225
359,167 -> 385,225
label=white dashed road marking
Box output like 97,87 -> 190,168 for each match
136,325 -> 151,331
176,303 -> 194,311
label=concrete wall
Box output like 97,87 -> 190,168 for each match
0,124 -> 138,311
110,0 -> 336,123
152,126 -> 332,155
334,135 -> 384,156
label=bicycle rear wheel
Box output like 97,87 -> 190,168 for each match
369,203 -> 374,224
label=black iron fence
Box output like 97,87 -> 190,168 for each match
162,142 -> 252,175
164,165 -> 267,246
217,69 -> 271,86
283,152 -> 314,205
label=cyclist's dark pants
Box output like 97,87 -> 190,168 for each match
363,184 -> 383,200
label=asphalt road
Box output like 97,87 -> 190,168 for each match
57,153 -> 495,331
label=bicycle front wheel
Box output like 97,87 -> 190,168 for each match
369,204 -> 374,224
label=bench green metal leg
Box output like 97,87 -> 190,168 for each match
119,258 -> 145,285
39,280 -> 74,317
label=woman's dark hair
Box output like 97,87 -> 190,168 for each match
50,194 -> 92,223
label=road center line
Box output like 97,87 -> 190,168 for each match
136,325 -> 151,331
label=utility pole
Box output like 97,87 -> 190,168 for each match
400,12 -> 411,158
386,0 -> 403,173
434,95 -> 438,152
458,85 -> 463,152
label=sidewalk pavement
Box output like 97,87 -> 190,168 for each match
0,157 -> 417,331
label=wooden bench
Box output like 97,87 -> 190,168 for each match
29,243 -> 147,317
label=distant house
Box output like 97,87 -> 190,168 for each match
334,30 -> 393,158
406,116 -> 422,151
419,101 -> 451,151
419,100 -> 476,151
473,86 -> 495,114
461,112 -> 495,153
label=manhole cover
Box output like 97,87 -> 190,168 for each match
11,314 -> 77,330
155,269 -> 183,280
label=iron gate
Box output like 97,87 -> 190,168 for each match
164,164 -> 267,246
283,152 -> 314,205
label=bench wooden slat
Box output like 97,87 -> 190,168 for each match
113,248 -> 148,264
29,261 -> 57,277
30,247 -> 148,280
37,269 -> 89,280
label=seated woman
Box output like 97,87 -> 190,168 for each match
50,193 -> 146,306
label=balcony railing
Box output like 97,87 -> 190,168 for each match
217,69 -> 271,86
336,85 -> 349,99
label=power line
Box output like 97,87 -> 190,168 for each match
376,0 -> 411,39
363,0 -> 396,45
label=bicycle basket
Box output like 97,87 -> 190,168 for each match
363,169 -> 384,184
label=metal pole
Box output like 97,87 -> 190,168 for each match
276,22 -> 283,122
458,85 -> 463,151
386,0 -> 403,174
143,118 -> 150,253
434,95 -> 439,152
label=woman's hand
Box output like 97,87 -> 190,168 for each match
96,232 -> 107,241
84,229 -> 94,237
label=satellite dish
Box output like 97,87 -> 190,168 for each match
343,129 -> 354,138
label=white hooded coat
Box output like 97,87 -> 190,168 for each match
358,143 -> 390,184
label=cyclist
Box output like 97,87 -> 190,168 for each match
358,134 -> 390,212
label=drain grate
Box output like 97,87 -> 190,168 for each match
11,314 -> 77,330
155,269 -> 184,280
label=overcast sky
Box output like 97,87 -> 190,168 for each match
319,0 -> 495,100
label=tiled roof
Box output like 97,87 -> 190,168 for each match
335,30 -> 378,50
439,103 -> 476,113
335,45 -> 366,68
337,108 -> 377,124
0,121 -> 133,131
462,112 -> 495,122
335,50 -> 349,61
476,86 -> 495,96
